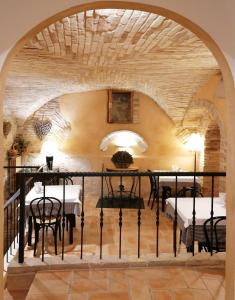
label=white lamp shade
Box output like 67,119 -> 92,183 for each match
40,140 -> 58,156
185,133 -> 204,152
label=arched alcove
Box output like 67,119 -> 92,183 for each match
99,130 -> 148,154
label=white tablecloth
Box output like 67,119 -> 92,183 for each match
159,176 -> 199,183
25,185 -> 81,215
166,197 -> 226,228
152,170 -> 200,190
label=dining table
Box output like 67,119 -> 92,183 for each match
25,184 -> 82,245
152,170 -> 201,211
165,196 -> 226,250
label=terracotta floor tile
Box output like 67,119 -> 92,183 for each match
148,277 -> 187,289
173,288 -> 214,300
202,278 -> 225,299
6,273 -> 35,291
20,267 -> 225,300
26,294 -> 68,300
24,197 -> 188,259
69,293 -> 89,300
88,291 -> 130,300
70,278 -> 108,293
181,269 -> 207,289
173,289 -> 195,300
191,289 -> 213,300
151,289 -> 173,300
129,282 -> 152,300
108,270 -> 129,291
36,271 -> 73,283
28,277 -> 70,295
4,289 -> 29,300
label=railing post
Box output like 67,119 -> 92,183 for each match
119,208 -> 122,259
18,174 -> 26,263
100,174 -> 104,259
156,175 -> 160,257
192,174 -> 196,256
173,175 -> 178,257
80,176 -> 85,259
61,177 -> 66,260
210,175 -> 215,256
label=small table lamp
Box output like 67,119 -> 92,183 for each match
40,140 -> 58,171
46,155 -> 53,170
186,133 -> 204,172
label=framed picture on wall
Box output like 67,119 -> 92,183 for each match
108,90 -> 133,123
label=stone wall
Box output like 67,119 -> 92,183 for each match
203,122 -> 221,196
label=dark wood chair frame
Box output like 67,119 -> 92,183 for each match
147,170 -> 160,210
30,196 -> 62,256
203,216 -> 226,252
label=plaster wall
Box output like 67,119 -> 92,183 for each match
59,90 -> 194,171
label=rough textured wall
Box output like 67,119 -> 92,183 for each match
20,90 -> 195,196
203,122 -> 221,196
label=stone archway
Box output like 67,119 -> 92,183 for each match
0,2 -> 235,299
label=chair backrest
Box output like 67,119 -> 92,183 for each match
177,186 -> 203,197
147,169 -> 158,192
104,168 -> 139,200
65,177 -> 73,185
30,197 -> 62,226
203,216 -> 226,252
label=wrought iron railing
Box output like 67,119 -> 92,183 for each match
14,170 -> 226,263
3,166 -> 42,266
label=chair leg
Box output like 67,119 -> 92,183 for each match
198,242 -> 203,252
179,229 -> 182,245
148,190 -> 153,206
162,197 -> 165,212
66,217 -> 69,231
151,192 -> 156,210
34,228 -> 39,256
54,229 -> 58,255
58,223 -> 61,241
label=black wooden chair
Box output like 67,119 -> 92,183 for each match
147,170 -> 160,210
60,176 -> 73,185
30,196 -> 62,256
107,168 -> 139,199
161,186 -> 172,212
60,176 -> 75,232
97,168 -> 143,209
177,186 -> 203,197
203,216 -> 226,252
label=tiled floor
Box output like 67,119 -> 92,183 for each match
23,196 -> 187,259
5,196 -> 226,299
4,266 -> 225,299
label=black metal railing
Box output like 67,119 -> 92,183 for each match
3,166 -> 42,265
10,170 -> 226,263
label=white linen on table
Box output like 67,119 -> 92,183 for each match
25,185 -> 81,215
166,197 -> 226,228
151,170 -> 199,183
159,176 -> 199,183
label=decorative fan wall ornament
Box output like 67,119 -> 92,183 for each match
3,121 -> 12,137
34,118 -> 52,140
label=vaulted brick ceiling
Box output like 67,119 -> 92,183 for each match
4,9 -> 219,126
